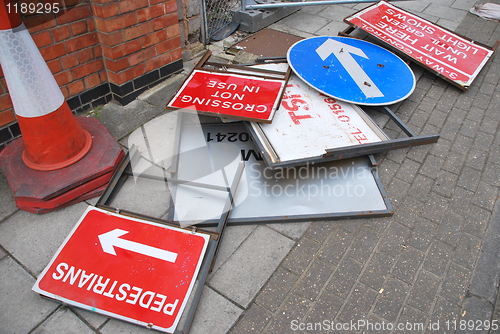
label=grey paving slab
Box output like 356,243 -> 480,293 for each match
71,307 -> 109,331
394,0 -> 433,13
0,202 -> 89,276
265,293 -> 312,334
316,4 -> 358,20
282,235 -> 322,275
96,100 -> 165,141
208,224 -> 256,275
266,221 -> 310,241
137,63 -> 193,109
422,240 -> 453,277
453,232 -> 482,270
304,289 -> 344,324
208,225 -> 295,308
439,262 -> 472,305
452,0 -> 478,11
0,170 -> 18,221
0,256 -> 57,334
305,220 -> 338,243
456,295 -> 494,334
391,247 -> 426,284
100,317 -> 163,334
31,307 -> 96,334
425,297 -> 461,334
345,226 -> 380,264
337,283 -> 378,322
270,11 -> 330,35
437,18 -> 461,31
103,164 -> 171,218
406,271 -> 441,313
186,287 -> 243,334
317,227 -> 354,266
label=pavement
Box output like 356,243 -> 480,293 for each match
1,0 -> 500,333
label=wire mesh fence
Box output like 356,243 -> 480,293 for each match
204,0 -> 241,42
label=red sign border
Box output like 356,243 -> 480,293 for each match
167,69 -> 288,123
32,206 -> 210,333
344,0 -> 494,90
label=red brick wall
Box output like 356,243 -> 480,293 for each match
0,0 -> 183,149
92,0 -> 181,86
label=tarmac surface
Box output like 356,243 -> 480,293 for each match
1,0 -> 500,333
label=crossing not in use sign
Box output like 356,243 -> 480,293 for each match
32,206 -> 210,333
168,69 -> 286,123
287,36 -> 415,106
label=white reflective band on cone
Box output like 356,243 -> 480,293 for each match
0,23 -> 64,118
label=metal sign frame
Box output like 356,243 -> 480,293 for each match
167,51 -> 291,123
243,69 -> 439,168
248,105 -> 439,167
32,206 -> 212,333
95,146 -> 244,334
96,117 -> 393,228
344,0 -> 495,90
167,119 -> 393,226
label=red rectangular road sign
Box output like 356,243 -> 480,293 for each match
32,207 -> 210,333
167,70 -> 286,123
345,1 -> 494,89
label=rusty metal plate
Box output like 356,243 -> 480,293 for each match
233,28 -> 303,58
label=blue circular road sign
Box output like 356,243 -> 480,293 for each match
287,36 -> 415,105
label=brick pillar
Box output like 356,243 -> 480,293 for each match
177,0 -> 204,60
91,0 -> 183,105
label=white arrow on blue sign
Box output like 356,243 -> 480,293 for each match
287,36 -> 415,105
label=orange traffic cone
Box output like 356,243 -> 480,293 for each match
0,0 -> 91,171
0,0 -> 124,213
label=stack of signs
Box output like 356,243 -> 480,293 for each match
31,3 -> 495,332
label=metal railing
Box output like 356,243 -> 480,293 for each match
203,0 -> 240,43
202,0 -> 414,43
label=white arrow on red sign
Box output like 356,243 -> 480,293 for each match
98,229 -> 178,263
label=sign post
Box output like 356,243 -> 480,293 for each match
344,0 -> 494,90
32,207 -> 210,333
287,36 -> 415,105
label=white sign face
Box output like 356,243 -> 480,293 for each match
174,122 -> 392,224
251,72 -> 388,165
